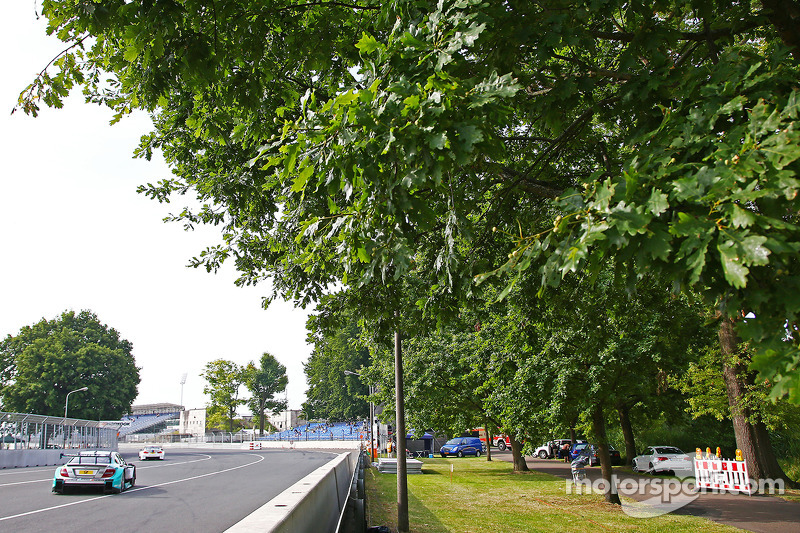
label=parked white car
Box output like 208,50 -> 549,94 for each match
632,446 -> 693,474
533,439 -> 582,459
138,446 -> 165,460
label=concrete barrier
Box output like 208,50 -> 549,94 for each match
224,451 -> 357,533
0,448 -> 116,469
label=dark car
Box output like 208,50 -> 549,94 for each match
440,437 -> 485,458
570,443 -> 622,466
569,442 -> 593,462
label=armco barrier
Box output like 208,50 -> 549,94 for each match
225,451 -> 358,533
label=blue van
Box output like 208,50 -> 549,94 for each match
440,437 -> 485,457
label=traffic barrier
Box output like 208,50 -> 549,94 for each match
694,456 -> 751,495
246,441 -> 262,450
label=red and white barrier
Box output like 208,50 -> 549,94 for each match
246,441 -> 262,450
694,458 -> 751,495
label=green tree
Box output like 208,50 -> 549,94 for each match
384,321 -> 531,471
0,310 -> 140,419
202,359 -> 245,433
22,0 -> 800,508
673,343 -> 800,482
513,272 -> 714,502
244,352 -> 288,436
303,297 -> 371,421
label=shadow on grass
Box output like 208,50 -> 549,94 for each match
407,486 -> 450,532
366,467 -> 450,533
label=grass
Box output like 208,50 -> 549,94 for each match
365,457 -> 741,533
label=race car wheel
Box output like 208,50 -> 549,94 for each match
457,451 -> 464,458
497,441 -> 507,451
538,450 -> 548,459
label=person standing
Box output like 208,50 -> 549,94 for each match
561,442 -> 571,462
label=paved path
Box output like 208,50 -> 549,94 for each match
493,451 -> 800,533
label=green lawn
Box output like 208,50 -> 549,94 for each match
365,457 -> 740,533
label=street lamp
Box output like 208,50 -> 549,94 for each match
344,370 -> 375,460
64,386 -> 88,418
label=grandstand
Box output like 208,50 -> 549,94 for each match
260,420 -> 369,442
119,403 -> 182,438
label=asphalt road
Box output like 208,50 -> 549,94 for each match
0,447 -> 338,532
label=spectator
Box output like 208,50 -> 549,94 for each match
560,442 -> 571,462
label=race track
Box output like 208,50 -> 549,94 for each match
0,448 -> 337,532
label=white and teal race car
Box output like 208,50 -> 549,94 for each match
53,451 -> 136,494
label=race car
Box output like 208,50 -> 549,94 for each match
139,446 -> 165,460
52,451 -> 136,494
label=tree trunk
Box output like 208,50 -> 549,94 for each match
485,425 -> 492,461
394,327 -> 409,533
617,402 -> 636,466
591,403 -> 620,504
509,434 -> 529,472
569,426 -> 577,444
259,410 -> 265,436
718,317 -> 797,488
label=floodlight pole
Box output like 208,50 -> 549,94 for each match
64,386 -> 88,418
180,373 -> 188,409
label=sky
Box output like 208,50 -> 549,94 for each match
0,4 -> 314,413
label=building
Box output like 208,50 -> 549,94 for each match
179,408 -> 207,437
267,410 -> 306,431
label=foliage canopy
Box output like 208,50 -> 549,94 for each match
0,310 -> 140,419
21,0 -> 800,399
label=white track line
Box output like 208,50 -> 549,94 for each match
0,454 -> 213,488
0,467 -> 56,476
0,454 -> 264,522
131,454 -> 213,470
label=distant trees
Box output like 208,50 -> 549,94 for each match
202,359 -> 246,433
244,352 -> 288,436
0,310 -> 140,419
303,299 -> 371,421
202,355 -> 289,434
